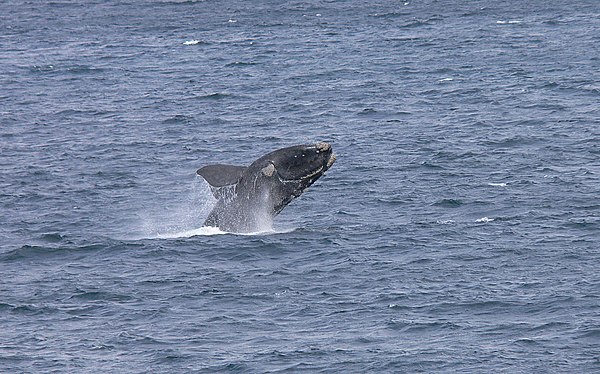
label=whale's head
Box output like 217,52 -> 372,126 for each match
249,142 -> 336,214
268,142 -> 335,182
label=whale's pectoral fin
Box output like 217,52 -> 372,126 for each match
196,164 -> 246,199
197,164 -> 246,187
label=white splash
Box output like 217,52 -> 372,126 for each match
132,178 -> 215,239
476,217 -> 494,223
128,176 -> 298,240
488,182 -> 508,187
183,40 -> 201,45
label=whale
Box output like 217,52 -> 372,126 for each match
196,142 -> 336,233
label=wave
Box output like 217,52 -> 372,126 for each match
0,243 -> 105,262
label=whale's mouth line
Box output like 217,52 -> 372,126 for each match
278,166 -> 323,183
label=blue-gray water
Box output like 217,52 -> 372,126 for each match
1,1 -> 600,372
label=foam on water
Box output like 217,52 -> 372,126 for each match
152,225 -> 225,238
496,20 -> 523,24
145,224 -> 296,239
183,40 -> 201,45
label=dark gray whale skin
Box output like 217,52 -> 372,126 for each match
197,142 -> 336,233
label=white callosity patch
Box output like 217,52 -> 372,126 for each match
261,163 -> 276,177
327,153 -> 337,169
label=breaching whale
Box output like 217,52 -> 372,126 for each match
196,142 -> 336,233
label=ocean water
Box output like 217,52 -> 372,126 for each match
1,0 -> 600,372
